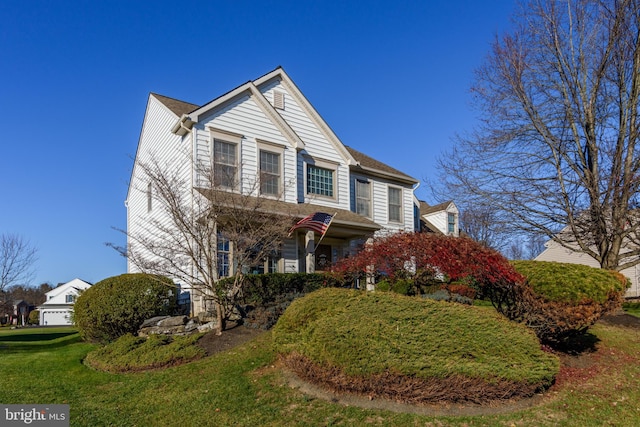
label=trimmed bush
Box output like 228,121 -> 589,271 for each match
273,288 -> 559,404
84,333 -> 204,372
28,310 -> 39,325
509,261 -> 629,343
74,273 -> 177,343
215,273 -> 344,329
332,233 -> 523,300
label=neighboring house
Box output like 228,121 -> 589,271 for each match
127,67 -> 419,314
10,300 -> 34,326
418,200 -> 460,236
37,278 -> 92,326
535,239 -> 640,298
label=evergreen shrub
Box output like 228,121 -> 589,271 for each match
509,261 -> 629,343
74,273 -> 177,343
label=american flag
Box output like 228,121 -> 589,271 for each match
288,212 -> 334,236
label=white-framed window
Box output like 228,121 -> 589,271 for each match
307,165 -> 334,197
217,232 -> 230,278
260,150 -> 281,196
448,212 -> 457,234
65,294 -> 75,303
355,179 -> 371,217
210,128 -> 243,190
388,186 -> 402,223
213,139 -> 237,189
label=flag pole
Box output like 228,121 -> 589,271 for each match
314,212 -> 337,248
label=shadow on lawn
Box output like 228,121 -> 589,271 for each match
0,331 -> 83,352
0,331 -> 79,342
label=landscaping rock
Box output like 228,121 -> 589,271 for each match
140,316 -> 170,328
197,321 -> 218,333
157,315 -> 188,327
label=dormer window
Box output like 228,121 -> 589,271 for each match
448,212 -> 457,235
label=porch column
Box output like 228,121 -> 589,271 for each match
305,230 -> 315,274
365,237 -> 375,291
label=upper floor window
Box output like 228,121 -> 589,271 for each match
448,212 -> 456,234
388,187 -> 402,223
260,150 -> 281,196
213,139 -> 237,189
65,294 -> 75,303
307,165 -> 334,197
355,180 -> 371,217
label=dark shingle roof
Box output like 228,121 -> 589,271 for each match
151,93 -> 200,116
420,200 -> 453,216
345,146 -> 417,184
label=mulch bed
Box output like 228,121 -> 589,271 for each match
196,323 -> 264,356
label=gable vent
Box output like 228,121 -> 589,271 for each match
273,91 -> 285,110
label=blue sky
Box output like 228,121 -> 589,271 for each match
0,0 -> 515,287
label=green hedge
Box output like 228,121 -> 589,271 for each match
74,273 -> 177,343
217,273 -> 344,306
509,261 -> 629,343
273,288 -> 559,403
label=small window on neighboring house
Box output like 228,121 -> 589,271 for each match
65,294 -> 75,303
217,232 -> 230,278
307,165 -> 334,197
388,187 -> 402,222
213,139 -> 238,189
448,212 -> 456,234
355,180 -> 371,217
147,182 -> 153,212
260,150 -> 281,196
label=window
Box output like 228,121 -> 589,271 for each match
213,139 -> 237,189
448,213 -> 456,234
355,180 -> 371,217
147,182 -> 152,212
65,294 -> 75,303
260,150 -> 281,196
307,165 -> 334,197
217,233 -> 230,278
388,187 -> 402,222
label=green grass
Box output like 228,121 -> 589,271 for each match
273,288 -> 558,385
623,301 -> 640,318
2,320 -> 640,425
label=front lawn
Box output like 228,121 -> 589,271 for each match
1,324 -> 639,426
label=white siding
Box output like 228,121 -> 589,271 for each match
259,79 -> 351,211
127,95 -> 193,273
195,94 -> 298,202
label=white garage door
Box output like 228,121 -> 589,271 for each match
42,310 -> 71,326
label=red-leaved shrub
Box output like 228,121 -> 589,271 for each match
332,233 -> 523,298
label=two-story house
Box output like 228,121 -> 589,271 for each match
37,278 -> 92,326
126,67 -> 418,313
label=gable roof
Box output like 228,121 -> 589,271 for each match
346,146 -> 418,185
151,67 -> 416,184
151,93 -> 199,117
420,200 -> 455,216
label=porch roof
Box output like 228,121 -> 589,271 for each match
195,188 -> 381,239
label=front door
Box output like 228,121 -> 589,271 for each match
315,244 -> 332,271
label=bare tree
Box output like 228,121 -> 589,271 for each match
111,153 -> 293,335
459,205 -> 507,250
0,233 -> 37,292
438,0 -> 640,271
